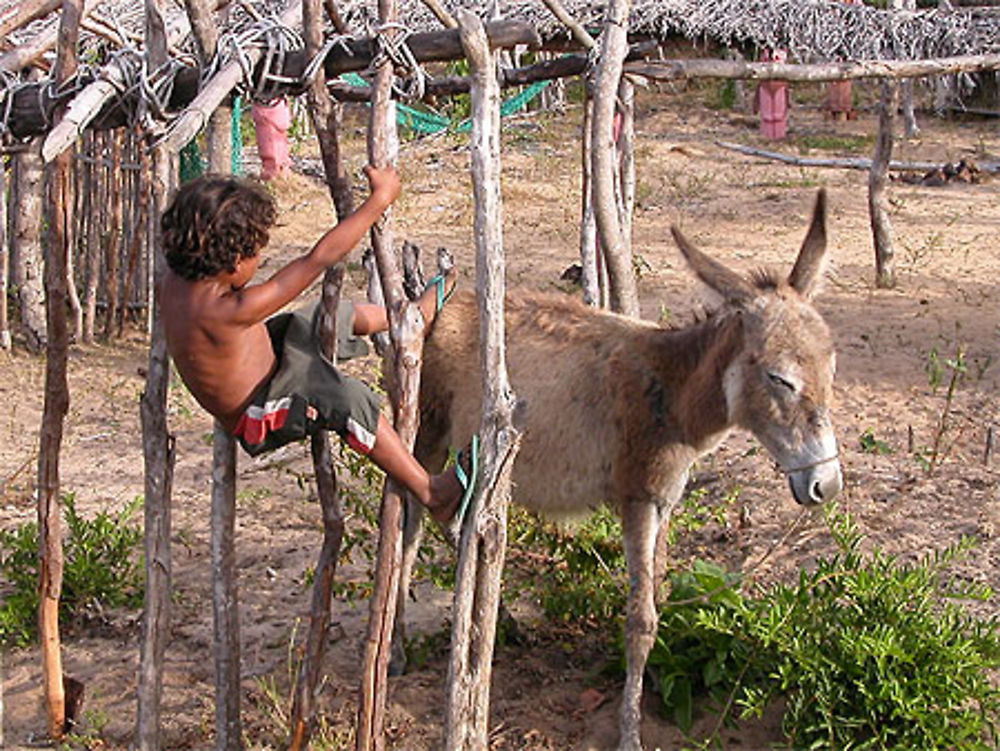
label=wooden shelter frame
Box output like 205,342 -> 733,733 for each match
3,0 -> 1000,747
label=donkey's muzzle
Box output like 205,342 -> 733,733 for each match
787,457 -> 842,506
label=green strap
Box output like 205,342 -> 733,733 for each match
342,72 -> 552,135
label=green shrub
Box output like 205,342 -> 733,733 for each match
0,494 -> 144,647
509,506 -> 627,625
647,506 -> 1000,750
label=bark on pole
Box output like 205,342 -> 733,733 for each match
443,11 -> 520,751
617,78 -> 635,262
869,79 -> 898,289
37,0 -> 83,737
591,0 -> 639,317
580,94 -> 603,307
356,1 -> 416,748
289,264 -> 347,751
287,0 -> 352,745
0,152 -> 10,350
13,141 -> 48,351
103,129 -> 123,340
136,1 -> 177,748
210,421 -> 241,751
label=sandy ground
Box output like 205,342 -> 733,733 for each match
2,80 -> 999,750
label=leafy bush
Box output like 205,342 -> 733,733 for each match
645,560 -> 757,732
0,495 -> 144,647
647,506 -> 1000,750
508,507 -> 627,625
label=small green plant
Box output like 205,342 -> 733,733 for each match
794,132 -> 875,154
667,486 -> 739,546
921,345 -> 967,475
0,495 -> 144,647
644,560 -> 755,732
508,507 -> 627,625
859,427 -> 893,455
648,505 -> 1000,749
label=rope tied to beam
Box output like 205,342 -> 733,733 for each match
214,17 -> 304,104
371,22 -> 428,102
302,34 -> 356,92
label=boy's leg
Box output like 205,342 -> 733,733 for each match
367,413 -> 462,523
352,268 -> 457,338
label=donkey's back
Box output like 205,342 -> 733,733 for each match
417,290 -> 690,518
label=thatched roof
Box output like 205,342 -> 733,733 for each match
5,0 -> 1000,69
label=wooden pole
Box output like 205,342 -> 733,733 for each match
0,0 -> 96,74
38,0 -> 85,737
443,11 -> 521,750
356,1 -> 419,748
870,79 -> 898,289
136,1 -> 177,748
211,422 -> 241,751
289,264 -> 347,751
287,0 -> 354,744
0,0 -> 61,42
591,0 -> 639,316
103,129 -> 123,340
579,93 -> 602,307
119,129 -> 149,337
617,77 -> 635,266
0,149 -> 10,350
11,139 -> 47,351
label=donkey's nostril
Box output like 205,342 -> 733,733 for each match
811,481 -> 825,502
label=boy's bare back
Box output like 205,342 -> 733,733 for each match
160,166 -> 400,432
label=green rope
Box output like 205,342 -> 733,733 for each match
179,138 -> 204,183
231,96 -> 244,175
342,72 -> 551,135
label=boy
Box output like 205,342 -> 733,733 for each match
160,165 -> 468,523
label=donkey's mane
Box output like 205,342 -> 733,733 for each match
749,267 -> 783,291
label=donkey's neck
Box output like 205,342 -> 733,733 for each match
658,312 -> 744,450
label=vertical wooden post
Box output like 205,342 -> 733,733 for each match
580,93 -> 603,307
290,264 -> 347,751
356,2 -> 420,748
591,0 -> 638,317
617,77 -> 635,262
0,153 -> 10,350
211,421 -> 241,751
83,132 -> 102,344
444,11 -> 521,751
869,79 -> 897,289
120,129 -> 149,337
136,1 -> 177,748
37,0 -> 84,738
289,6 -> 355,744
12,138 -> 47,351
103,129 -> 123,340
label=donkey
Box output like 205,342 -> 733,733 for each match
399,190 -> 842,751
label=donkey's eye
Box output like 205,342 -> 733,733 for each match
768,373 -> 797,393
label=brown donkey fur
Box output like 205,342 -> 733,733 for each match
398,191 -> 842,751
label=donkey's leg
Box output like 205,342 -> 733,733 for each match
618,499 -> 662,751
390,494 -> 426,675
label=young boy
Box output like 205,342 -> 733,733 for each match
160,165 -> 467,523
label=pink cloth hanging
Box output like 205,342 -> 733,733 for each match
756,49 -> 789,140
252,99 -> 293,180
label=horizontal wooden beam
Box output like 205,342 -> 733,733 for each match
9,19 -> 541,141
627,53 -> 1000,83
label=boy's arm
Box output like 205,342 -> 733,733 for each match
228,167 -> 400,324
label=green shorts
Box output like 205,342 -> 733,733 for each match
233,301 -> 382,457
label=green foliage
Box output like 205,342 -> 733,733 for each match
0,495 -> 144,647
509,507 -> 627,624
859,428 -> 893,455
645,560 -> 756,732
646,506 -> 1000,749
667,487 -> 739,546
794,133 -> 875,155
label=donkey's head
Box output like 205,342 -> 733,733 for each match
671,190 -> 842,506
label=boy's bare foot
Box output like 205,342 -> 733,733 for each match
416,268 -> 458,336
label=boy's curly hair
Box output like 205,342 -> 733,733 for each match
162,175 -> 277,280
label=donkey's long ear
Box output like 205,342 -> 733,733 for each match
787,189 -> 828,298
671,226 -> 754,304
